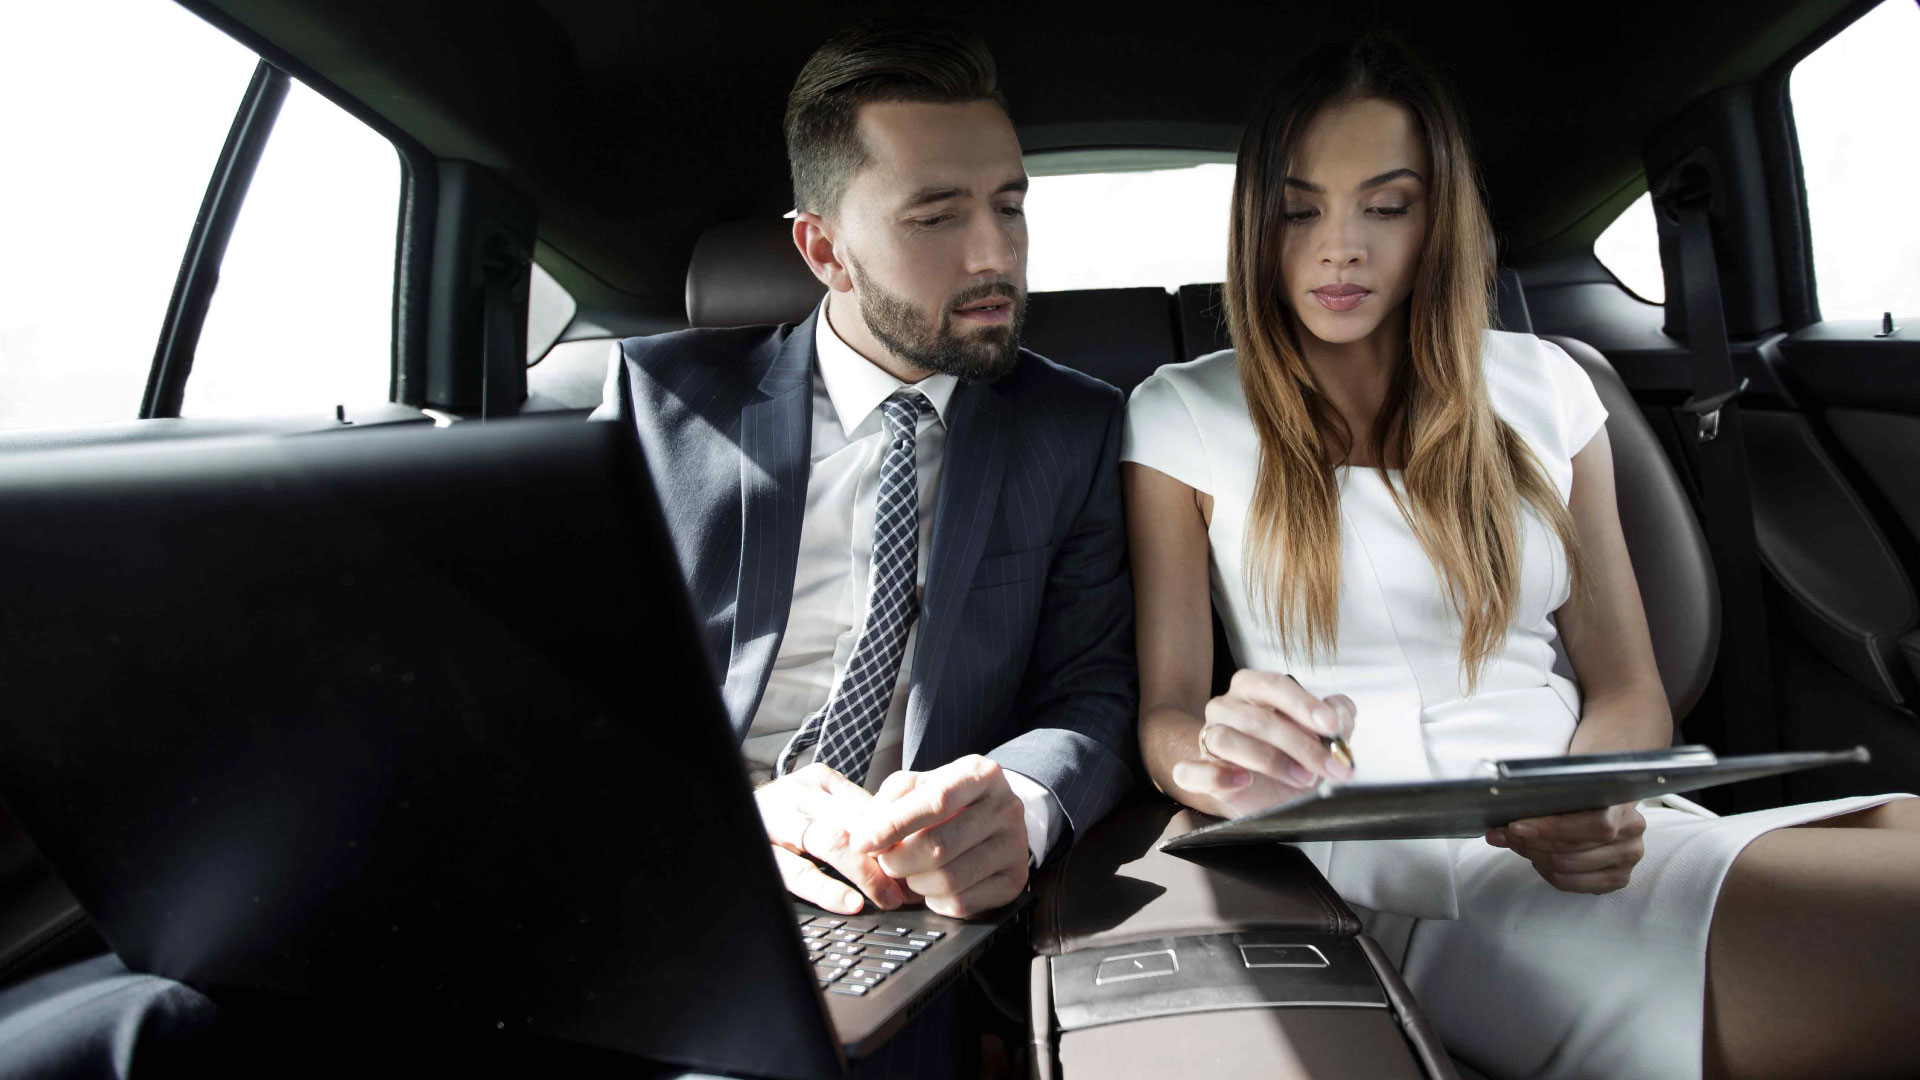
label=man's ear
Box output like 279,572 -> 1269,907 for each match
793,213 -> 854,294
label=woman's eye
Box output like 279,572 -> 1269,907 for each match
1369,205 -> 1412,218
1284,209 -> 1318,224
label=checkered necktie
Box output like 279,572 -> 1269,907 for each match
775,390 -> 935,786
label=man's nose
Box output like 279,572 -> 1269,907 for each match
963,209 -> 1021,278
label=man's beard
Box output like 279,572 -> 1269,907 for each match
846,255 -> 1025,384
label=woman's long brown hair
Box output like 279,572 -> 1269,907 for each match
1226,40 -> 1581,690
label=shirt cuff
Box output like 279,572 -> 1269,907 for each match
1003,768 -> 1067,867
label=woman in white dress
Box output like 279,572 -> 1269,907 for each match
1122,40 -> 1918,1080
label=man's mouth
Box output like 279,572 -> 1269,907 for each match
952,295 -> 1016,324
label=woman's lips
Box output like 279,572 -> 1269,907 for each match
1311,286 -> 1371,312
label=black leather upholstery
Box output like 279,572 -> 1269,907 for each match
683,219 -> 824,328
1493,267 -> 1533,334
1176,283 -> 1231,361
1021,288 -> 1180,395
1740,409 -> 1918,705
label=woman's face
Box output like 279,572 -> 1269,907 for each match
1277,97 -> 1430,347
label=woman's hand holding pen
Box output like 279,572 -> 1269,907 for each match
1172,670 -> 1358,819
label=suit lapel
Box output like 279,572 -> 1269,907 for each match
722,309 -> 817,741
903,378 -> 1011,767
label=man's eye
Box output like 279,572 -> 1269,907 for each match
911,214 -> 955,229
998,205 -> 1025,218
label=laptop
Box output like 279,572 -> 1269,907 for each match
0,416 -> 1024,1078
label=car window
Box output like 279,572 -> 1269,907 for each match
0,0 -> 256,431
184,79 -> 401,417
1592,192 -> 1664,304
1024,150 -> 1235,293
527,262 -> 578,365
1790,0 -> 1920,321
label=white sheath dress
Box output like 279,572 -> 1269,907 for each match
1119,331 -> 1910,1080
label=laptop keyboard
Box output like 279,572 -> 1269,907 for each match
796,915 -> 946,997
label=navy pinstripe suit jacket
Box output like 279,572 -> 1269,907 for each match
592,306 -> 1138,850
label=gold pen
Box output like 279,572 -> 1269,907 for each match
1323,734 -> 1355,772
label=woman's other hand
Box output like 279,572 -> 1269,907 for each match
1487,803 -> 1647,894
1169,670 -> 1357,818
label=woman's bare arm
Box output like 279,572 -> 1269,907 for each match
1489,425 -> 1671,894
1126,463 -> 1352,819
1555,426 -> 1673,754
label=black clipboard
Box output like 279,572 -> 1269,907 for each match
1161,746 -> 1871,850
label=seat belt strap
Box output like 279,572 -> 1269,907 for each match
1672,190 -> 1782,802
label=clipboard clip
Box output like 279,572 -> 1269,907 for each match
1477,745 -> 1720,781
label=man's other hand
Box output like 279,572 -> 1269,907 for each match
756,763 -> 906,915
850,755 -> 1029,919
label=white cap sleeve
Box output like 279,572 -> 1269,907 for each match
1540,338 -> 1608,456
1121,371 -> 1213,494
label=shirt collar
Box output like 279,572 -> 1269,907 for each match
814,298 -> 958,440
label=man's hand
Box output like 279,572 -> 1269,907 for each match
756,763 -> 906,915
1487,803 -> 1646,894
849,755 -> 1029,920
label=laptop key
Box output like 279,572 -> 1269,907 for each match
911,930 -> 945,940
807,918 -> 846,929
828,929 -> 863,942
841,921 -> 876,932
826,955 -> 858,967
814,965 -> 844,982
824,942 -> 863,956
863,946 -> 918,962
850,967 -> 890,981
827,983 -> 870,996
858,957 -> 903,972
858,935 -> 926,950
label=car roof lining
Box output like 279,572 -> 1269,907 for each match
187,0 -> 1868,325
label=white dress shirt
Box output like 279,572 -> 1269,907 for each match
741,301 -> 1065,865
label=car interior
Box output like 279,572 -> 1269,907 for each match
2,0 -> 1917,1077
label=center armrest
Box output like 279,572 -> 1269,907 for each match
1032,797 -> 1360,957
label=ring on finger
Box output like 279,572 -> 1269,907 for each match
1198,724 -> 1222,760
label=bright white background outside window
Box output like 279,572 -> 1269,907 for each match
1593,192 -> 1665,304
1791,0 -> 1920,321
0,0 -> 397,430
186,81 -> 398,416
1598,0 -> 1920,318
1025,163 -> 1236,293
0,0 -> 256,430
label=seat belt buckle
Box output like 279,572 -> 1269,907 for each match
1680,378 -> 1749,442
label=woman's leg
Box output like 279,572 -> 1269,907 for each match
1702,805 -> 1920,1080
1809,796 -> 1920,831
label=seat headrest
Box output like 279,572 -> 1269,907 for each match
684,219 -> 828,329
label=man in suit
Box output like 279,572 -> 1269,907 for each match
593,18 -> 1135,921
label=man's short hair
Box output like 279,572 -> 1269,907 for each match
784,18 -> 1006,216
